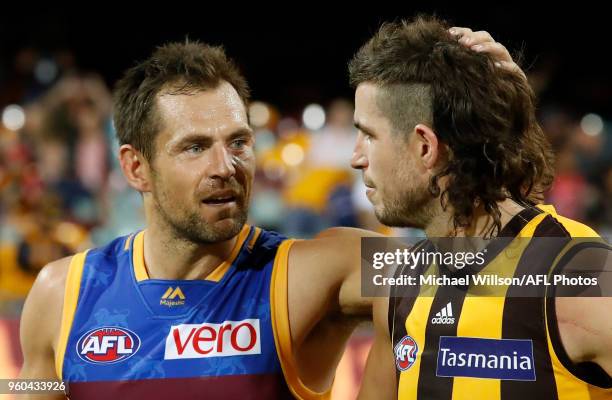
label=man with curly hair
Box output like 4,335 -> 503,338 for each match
350,16 -> 611,400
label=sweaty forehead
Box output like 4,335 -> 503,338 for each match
156,81 -> 248,132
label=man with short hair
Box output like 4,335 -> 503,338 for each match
19,29 -> 519,400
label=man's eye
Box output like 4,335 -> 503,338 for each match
186,144 -> 204,153
229,139 -> 247,150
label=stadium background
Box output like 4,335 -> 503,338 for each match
1,5 -> 610,399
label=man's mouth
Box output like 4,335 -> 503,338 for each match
363,175 -> 375,189
202,191 -> 239,205
364,182 -> 376,199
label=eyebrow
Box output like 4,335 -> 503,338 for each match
170,128 -> 254,149
354,122 -> 376,137
226,128 -> 255,141
170,134 -> 213,150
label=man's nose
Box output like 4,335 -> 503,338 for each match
208,144 -> 236,180
350,138 -> 368,170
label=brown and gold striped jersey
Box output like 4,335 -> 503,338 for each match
389,205 -> 612,400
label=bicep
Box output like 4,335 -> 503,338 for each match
289,232 -> 374,331
314,228 -> 386,316
337,232 -> 411,317
338,237 -> 372,316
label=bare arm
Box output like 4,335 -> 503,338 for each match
556,296 -> 612,377
288,227 -> 383,339
358,297 -> 397,400
286,227 -> 383,392
318,227 -> 384,315
554,243 -> 612,379
19,257 -> 71,399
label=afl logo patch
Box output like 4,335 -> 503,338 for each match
76,326 -> 140,364
394,335 -> 419,371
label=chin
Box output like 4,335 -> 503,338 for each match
214,213 -> 248,233
374,208 -> 391,225
213,217 -> 243,231
375,207 -> 406,228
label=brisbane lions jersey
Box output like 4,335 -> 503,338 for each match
55,225 -> 327,400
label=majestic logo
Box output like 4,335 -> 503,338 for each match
436,336 -> 536,381
160,286 -> 186,307
164,319 -> 261,360
394,335 -> 419,371
431,302 -> 455,325
77,327 -> 140,364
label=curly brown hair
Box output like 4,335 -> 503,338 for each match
349,16 -> 554,235
113,40 -> 250,162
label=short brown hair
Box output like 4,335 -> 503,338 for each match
113,41 -> 250,162
349,16 -> 555,235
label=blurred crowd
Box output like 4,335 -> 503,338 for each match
0,48 -> 611,316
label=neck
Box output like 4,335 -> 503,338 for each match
424,198 -> 525,238
142,221 -> 239,281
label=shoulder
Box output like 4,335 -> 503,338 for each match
29,256 -> 73,306
20,255 -> 74,353
537,205 -> 600,237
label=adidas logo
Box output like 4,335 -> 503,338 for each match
431,302 -> 455,325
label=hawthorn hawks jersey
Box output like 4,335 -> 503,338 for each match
390,205 -> 612,400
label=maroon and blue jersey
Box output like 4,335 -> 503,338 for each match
54,225 -> 321,399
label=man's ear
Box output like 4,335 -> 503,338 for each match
118,144 -> 153,193
414,123 -> 443,170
